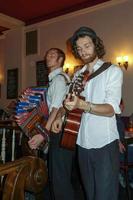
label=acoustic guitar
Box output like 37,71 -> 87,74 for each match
60,70 -> 89,150
60,62 -> 112,150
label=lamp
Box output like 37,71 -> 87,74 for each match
116,56 -> 129,70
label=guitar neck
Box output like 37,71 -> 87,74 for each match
69,70 -> 90,96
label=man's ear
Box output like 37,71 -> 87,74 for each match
58,57 -> 63,65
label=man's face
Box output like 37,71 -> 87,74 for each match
46,49 -> 60,71
76,36 -> 97,64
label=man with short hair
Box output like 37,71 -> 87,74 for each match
28,48 -> 76,200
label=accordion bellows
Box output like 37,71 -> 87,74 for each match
15,87 -> 49,152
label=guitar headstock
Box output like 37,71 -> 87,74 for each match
70,70 -> 90,96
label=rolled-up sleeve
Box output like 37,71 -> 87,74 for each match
49,76 -> 67,111
104,66 -> 123,114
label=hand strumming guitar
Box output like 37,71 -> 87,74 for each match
52,94 -> 87,134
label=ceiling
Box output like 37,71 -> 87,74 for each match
0,0 -> 110,35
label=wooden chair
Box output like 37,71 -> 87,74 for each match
0,156 -> 48,200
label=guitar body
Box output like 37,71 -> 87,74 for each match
60,72 -> 88,151
60,108 -> 83,150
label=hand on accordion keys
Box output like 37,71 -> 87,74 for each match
28,123 -> 50,153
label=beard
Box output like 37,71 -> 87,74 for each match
81,51 -> 97,64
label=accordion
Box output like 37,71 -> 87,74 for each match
15,87 -> 49,153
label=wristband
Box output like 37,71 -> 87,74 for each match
35,123 -> 50,142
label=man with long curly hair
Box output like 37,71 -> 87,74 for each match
52,27 -> 123,200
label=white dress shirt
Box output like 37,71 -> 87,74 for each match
47,68 -> 69,113
75,59 -> 123,149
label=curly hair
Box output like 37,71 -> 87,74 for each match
70,27 -> 105,59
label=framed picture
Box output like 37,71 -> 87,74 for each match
7,68 -> 18,99
36,60 -> 48,86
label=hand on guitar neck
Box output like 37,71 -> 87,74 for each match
63,70 -> 89,112
63,93 -> 82,111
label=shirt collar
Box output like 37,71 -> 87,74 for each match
77,59 -> 104,74
48,68 -> 63,81
93,59 -> 104,71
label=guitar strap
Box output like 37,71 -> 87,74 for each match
74,62 -> 112,95
86,62 -> 112,82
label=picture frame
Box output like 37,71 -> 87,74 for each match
36,60 -> 48,86
7,68 -> 18,99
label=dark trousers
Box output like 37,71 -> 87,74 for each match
48,133 -> 76,200
78,140 -> 119,200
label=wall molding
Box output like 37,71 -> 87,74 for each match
0,13 -> 25,29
